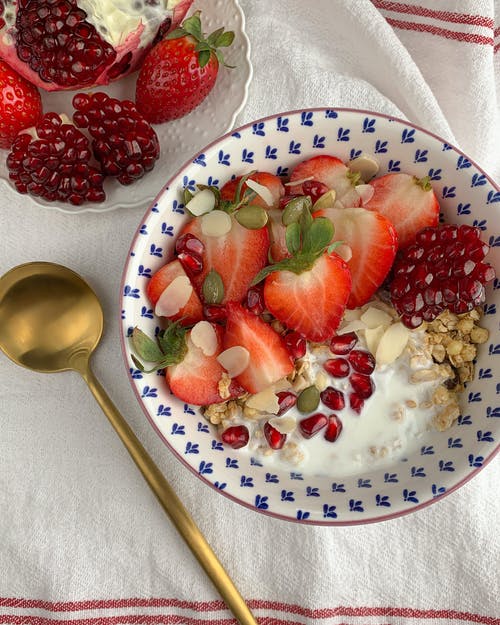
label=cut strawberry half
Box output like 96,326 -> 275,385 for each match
262,252 -> 352,343
220,171 -> 285,209
364,173 -> 440,249
288,154 -> 357,202
223,302 -> 294,394
181,213 -> 269,304
315,206 -> 398,308
146,259 -> 203,326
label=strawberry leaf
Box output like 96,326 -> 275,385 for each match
285,222 -> 301,255
165,27 -> 188,40
198,49 -> 211,68
301,217 -> 334,255
131,322 -> 187,373
180,12 -> 203,40
215,31 -> 235,47
207,27 -> 225,47
132,327 -> 164,362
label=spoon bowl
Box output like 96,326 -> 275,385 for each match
0,261 -> 257,625
0,262 -> 102,373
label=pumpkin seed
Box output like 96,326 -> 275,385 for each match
235,204 -> 269,229
312,189 -> 336,211
297,385 -> 320,413
202,269 -> 224,304
282,196 -> 312,226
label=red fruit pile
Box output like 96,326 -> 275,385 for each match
390,224 -> 496,328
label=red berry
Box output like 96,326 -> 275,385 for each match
302,179 -> 330,203
276,391 -> 297,416
284,331 -> 307,360
390,224 -> 496,328
349,373 -> 375,399
264,422 -> 287,450
349,393 -> 364,414
348,350 -> 375,374
323,357 -> 350,378
221,425 -> 249,449
72,91 -> 159,185
299,413 -> 328,439
320,387 -> 345,411
330,332 -> 358,355
324,414 -> 343,442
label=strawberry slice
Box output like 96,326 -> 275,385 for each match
315,207 -> 397,308
364,173 -> 440,249
254,212 -> 352,342
131,323 -> 244,406
167,324 -> 244,405
267,207 -> 290,262
223,302 -> 294,394
287,154 -> 357,202
263,252 -> 351,342
181,214 -> 269,304
146,259 -> 203,326
220,171 -> 285,209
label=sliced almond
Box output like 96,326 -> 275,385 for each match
268,415 -> 296,434
201,209 -> 232,237
154,275 -> 193,318
334,243 -> 352,262
342,308 -> 363,323
337,319 -> 366,335
216,345 -> 250,378
376,322 -> 410,366
246,385 -> 280,414
190,321 -> 218,356
186,187 -> 216,216
355,183 -> 375,205
245,178 -> 274,207
360,306 -> 393,329
364,325 -> 385,355
284,176 -> 314,187
348,154 -> 380,182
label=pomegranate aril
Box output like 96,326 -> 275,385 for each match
264,422 -> 287,450
299,413 -> 328,439
245,285 -> 265,315
349,393 -> 364,414
320,387 -> 345,411
348,350 -> 375,374
349,373 -> 375,399
324,414 -> 343,442
323,357 -> 350,378
276,391 -> 297,416
302,179 -> 330,203
178,252 -> 203,275
221,425 -> 249,449
284,331 -> 307,360
203,304 -> 227,324
330,331 -> 358,355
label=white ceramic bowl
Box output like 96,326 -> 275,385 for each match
120,108 -> 499,525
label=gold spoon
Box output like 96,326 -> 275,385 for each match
0,261 -> 258,625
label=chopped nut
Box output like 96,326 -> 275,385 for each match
433,400 -> 460,431
410,368 -> 439,383
460,343 -> 477,363
314,370 -> 329,392
431,343 -> 446,362
391,406 -> 405,421
432,385 -> 450,405
458,363 -> 475,383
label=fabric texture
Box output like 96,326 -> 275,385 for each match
0,1 -> 499,624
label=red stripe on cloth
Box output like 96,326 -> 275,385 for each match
0,600 -> 499,624
371,1 -> 494,28
384,17 -> 494,45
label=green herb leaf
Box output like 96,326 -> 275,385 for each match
251,253 -> 317,285
301,217 -> 334,255
285,222 -> 301,255
130,323 -> 187,373
327,240 -> 345,255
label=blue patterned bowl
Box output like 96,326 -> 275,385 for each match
120,108 -> 499,525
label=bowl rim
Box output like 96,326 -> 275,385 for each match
119,106 -> 500,526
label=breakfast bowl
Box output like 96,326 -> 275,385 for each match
120,108 -> 499,525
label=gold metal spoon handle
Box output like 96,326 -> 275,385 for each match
80,361 -> 258,625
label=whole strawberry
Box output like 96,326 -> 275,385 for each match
135,12 -> 234,124
0,59 -> 42,149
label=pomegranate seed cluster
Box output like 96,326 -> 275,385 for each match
7,112 -> 105,205
390,224 -> 495,329
73,92 -> 160,185
14,0 -> 116,88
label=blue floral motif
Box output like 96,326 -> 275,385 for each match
252,122 -> 265,136
456,155 -> 471,169
265,473 -> 279,483
297,510 -> 310,520
362,117 -> 376,133
225,458 -> 238,468
447,437 -> 463,448
477,430 -> 494,442
471,173 -> 487,186
387,159 -> 400,172
301,111 -> 314,126
185,442 -> 199,454
240,475 -> 254,487
401,128 -> 415,143
218,150 -> 230,166
193,153 -> 206,167
306,486 -> 320,497
428,168 -> 442,180
384,473 -> 398,483
403,489 -> 419,503
374,139 -> 388,153
411,466 -> 426,477
171,423 -> 185,435
313,134 -> 326,148
281,490 -> 295,502
337,127 -> 350,142
375,494 -> 391,507
198,461 -> 213,475
289,140 -> 301,154
265,145 -> 278,159
277,116 -> 289,132
357,478 -> 372,488
255,495 -> 269,509
322,504 -> 337,518
349,499 -> 364,512
414,149 -> 428,163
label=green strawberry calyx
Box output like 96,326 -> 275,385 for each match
131,322 -> 187,373
166,11 -> 235,68
252,211 -> 341,284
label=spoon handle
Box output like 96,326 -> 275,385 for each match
81,364 -> 258,625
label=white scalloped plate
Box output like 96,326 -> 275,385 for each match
0,0 -> 252,214
121,108 -> 500,525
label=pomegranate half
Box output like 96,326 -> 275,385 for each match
0,0 -> 193,92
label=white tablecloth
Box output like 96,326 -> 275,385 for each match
1,1 -> 499,624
